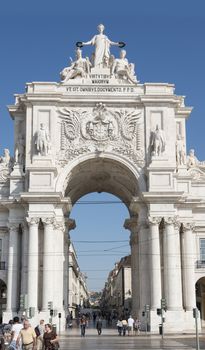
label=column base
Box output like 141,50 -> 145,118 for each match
148,309 -> 198,333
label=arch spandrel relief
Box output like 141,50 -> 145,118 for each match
57,103 -> 144,169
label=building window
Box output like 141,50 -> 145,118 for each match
200,238 -> 205,261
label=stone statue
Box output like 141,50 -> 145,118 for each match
111,49 -> 137,83
14,135 -> 25,165
0,149 -> 13,182
60,48 -> 91,82
81,24 -> 122,68
176,134 -> 186,166
187,149 -> 199,168
0,148 -> 11,166
151,125 -> 166,156
187,149 -> 205,169
35,123 -> 50,156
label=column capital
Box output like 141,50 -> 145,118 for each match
164,216 -> 180,228
54,221 -> 65,232
182,222 -> 195,232
124,216 -> 138,233
65,218 -> 76,231
26,217 -> 40,226
42,217 -> 55,226
148,216 -> 162,226
7,222 -> 20,231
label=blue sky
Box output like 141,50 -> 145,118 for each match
0,0 -> 205,291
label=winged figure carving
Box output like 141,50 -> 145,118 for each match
115,109 -> 141,140
59,108 -> 80,140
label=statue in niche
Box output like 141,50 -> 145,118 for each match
151,125 -> 166,156
14,135 -> 25,165
111,49 -> 137,84
35,123 -> 50,156
60,48 -> 91,82
80,24 -> 125,68
176,134 -> 186,166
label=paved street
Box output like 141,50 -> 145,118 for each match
59,328 -> 205,349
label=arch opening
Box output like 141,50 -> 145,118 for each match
64,157 -> 141,209
196,277 -> 205,327
68,190 -> 131,321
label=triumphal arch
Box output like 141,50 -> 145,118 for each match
0,24 -> 205,331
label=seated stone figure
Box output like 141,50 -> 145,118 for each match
60,48 -> 91,82
111,49 -> 137,84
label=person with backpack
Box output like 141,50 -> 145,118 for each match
34,320 -> 45,350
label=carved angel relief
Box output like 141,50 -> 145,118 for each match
58,103 -> 144,167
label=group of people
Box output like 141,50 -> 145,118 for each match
116,316 -> 141,336
79,315 -> 103,337
1,317 -> 59,350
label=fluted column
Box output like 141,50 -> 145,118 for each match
138,220 -> 150,310
182,222 -> 196,310
148,216 -> 162,310
124,216 -> 139,317
53,221 -> 65,311
26,217 -> 40,310
65,218 -> 76,311
42,217 -> 55,310
164,217 -> 183,310
21,222 -> 28,297
6,223 -> 19,312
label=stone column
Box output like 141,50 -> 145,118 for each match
124,217 -> 139,317
182,222 -> 196,310
65,219 -> 76,311
138,220 -> 150,310
6,223 -> 20,312
26,217 -> 39,310
53,221 -> 65,311
164,217 -> 183,310
148,216 -> 162,310
21,222 -> 28,297
42,217 -> 55,310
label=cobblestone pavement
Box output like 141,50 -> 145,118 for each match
58,328 -> 205,350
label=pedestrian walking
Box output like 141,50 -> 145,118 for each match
16,319 -> 36,350
127,315 -> 134,336
9,316 -> 23,350
116,319 -> 123,336
96,317 -> 103,335
133,318 -> 141,335
3,320 -> 13,346
34,320 -> 45,350
121,318 -> 128,336
79,315 -> 87,337
43,324 -> 59,350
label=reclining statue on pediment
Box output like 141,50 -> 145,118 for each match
187,149 -> 205,169
111,50 -> 138,84
60,48 -> 91,82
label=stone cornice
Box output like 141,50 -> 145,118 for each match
124,217 -> 138,233
142,191 -> 184,203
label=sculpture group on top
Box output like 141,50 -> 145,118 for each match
60,24 -> 138,84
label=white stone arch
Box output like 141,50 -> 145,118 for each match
55,151 -> 146,208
